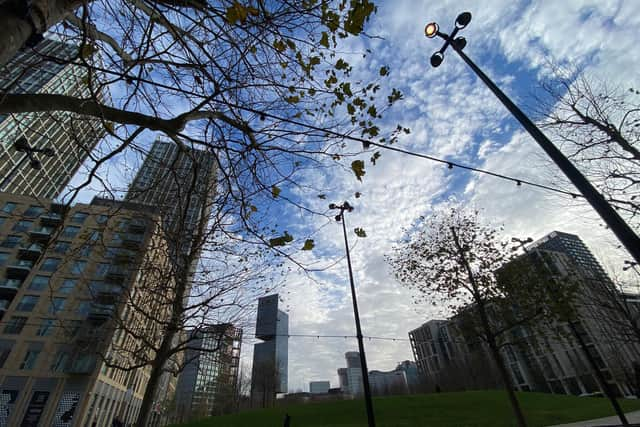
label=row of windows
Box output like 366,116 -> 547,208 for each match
3,315 -> 84,335
1,202 -> 91,224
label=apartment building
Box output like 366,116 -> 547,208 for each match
0,192 -> 175,426
408,231 -> 640,397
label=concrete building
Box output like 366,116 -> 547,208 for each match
125,140 -> 217,240
251,294 -> 288,407
337,352 -> 364,396
408,231 -> 640,397
309,381 -> 330,395
0,192 -> 175,426
368,370 -> 408,396
395,361 -> 420,393
175,324 -> 242,421
0,38 -> 105,198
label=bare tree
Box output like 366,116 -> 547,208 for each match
537,72 -> 640,231
388,208 -> 537,427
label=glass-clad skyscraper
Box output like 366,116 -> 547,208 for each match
0,38 -> 106,198
175,325 -> 242,421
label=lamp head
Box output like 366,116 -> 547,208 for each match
343,201 -> 353,211
424,22 -> 439,38
455,12 -> 472,29
335,214 -> 342,222
329,203 -> 337,210
14,137 -> 29,152
430,52 -> 444,67
454,36 -> 467,50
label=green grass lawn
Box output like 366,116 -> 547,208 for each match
171,391 -> 640,427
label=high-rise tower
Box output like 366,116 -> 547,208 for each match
250,294 -> 288,407
125,140 -> 217,252
0,38 -> 106,198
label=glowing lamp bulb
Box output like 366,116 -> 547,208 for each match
424,22 -> 439,38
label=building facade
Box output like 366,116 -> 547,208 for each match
408,231 -> 640,397
250,294 -> 288,407
0,192 -> 175,426
175,324 -> 242,422
0,38 -> 106,198
368,370 -> 408,396
337,351 -> 364,396
309,381 -> 330,395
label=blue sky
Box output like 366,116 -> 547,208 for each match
60,0 -> 640,393
268,0 -> 640,393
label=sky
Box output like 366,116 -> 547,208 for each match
59,0 -> 640,396
258,0 -> 640,394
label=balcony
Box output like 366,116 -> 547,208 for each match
87,303 -> 115,324
67,353 -> 97,375
6,260 -> 33,279
122,233 -> 144,249
128,220 -> 146,234
105,266 -> 127,284
0,299 -> 10,311
30,226 -> 54,242
0,278 -> 21,296
40,212 -> 63,227
18,243 -> 44,261
50,202 -> 69,215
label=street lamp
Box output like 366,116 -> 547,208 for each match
0,137 -> 56,190
329,202 -> 376,427
424,12 -> 640,266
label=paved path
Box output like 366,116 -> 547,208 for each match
547,410 -> 640,426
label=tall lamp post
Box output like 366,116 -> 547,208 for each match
329,202 -> 376,427
0,137 -> 56,190
424,12 -> 640,266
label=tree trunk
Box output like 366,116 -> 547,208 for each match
568,321 -> 629,426
136,358 -> 167,427
450,226 -> 528,427
0,0 -> 83,67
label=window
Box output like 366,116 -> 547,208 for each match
70,260 -> 87,275
71,212 -> 89,224
62,320 -> 82,338
19,350 -> 40,370
0,252 -> 9,265
53,242 -> 70,253
48,297 -> 66,314
36,318 -> 55,336
50,351 -> 69,372
4,316 -> 27,334
79,245 -> 92,257
95,263 -> 110,279
12,220 -> 33,232
28,275 -> 49,291
23,205 -> 44,218
40,258 -> 61,272
2,202 -> 16,214
61,226 -> 80,239
0,346 -> 11,368
58,279 -> 77,294
0,218 -> 5,227
97,214 -> 109,224
76,301 -> 91,316
0,235 -> 21,248
16,295 -> 39,312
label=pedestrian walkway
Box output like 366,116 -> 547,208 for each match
547,410 -> 640,426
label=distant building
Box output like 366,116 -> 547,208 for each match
0,38 -> 106,198
309,381 -> 330,395
408,231 -> 640,397
175,324 -> 242,421
337,352 -> 364,396
369,370 -> 408,396
251,294 -> 288,407
395,361 -> 420,392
